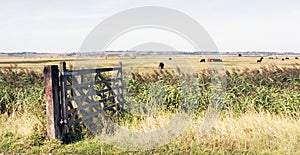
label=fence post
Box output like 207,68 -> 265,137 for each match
44,65 -> 61,139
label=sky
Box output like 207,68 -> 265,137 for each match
0,0 -> 300,53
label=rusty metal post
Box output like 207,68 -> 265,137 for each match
44,65 -> 61,139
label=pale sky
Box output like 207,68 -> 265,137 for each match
1,0 -> 300,53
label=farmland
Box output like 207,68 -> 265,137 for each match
0,54 -> 300,154
1,54 -> 300,71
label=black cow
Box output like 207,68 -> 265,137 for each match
295,57 -> 298,60
159,62 -> 164,69
200,59 -> 205,62
257,57 -> 263,63
285,57 -> 289,60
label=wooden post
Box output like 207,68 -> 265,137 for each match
44,65 -> 61,139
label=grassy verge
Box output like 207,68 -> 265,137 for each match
1,112 -> 299,154
0,66 -> 300,154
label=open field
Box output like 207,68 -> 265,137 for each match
0,54 -> 300,154
1,54 -> 300,71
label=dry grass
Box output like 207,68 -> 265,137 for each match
2,111 -> 299,154
0,112 -> 43,137
157,111 -> 300,154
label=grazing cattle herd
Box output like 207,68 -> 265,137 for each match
159,56 -> 299,69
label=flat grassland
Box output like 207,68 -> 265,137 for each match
1,54 -> 299,71
0,54 -> 300,154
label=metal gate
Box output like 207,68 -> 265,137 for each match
44,61 -> 124,139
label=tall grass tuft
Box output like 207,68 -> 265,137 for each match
0,67 -> 44,115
